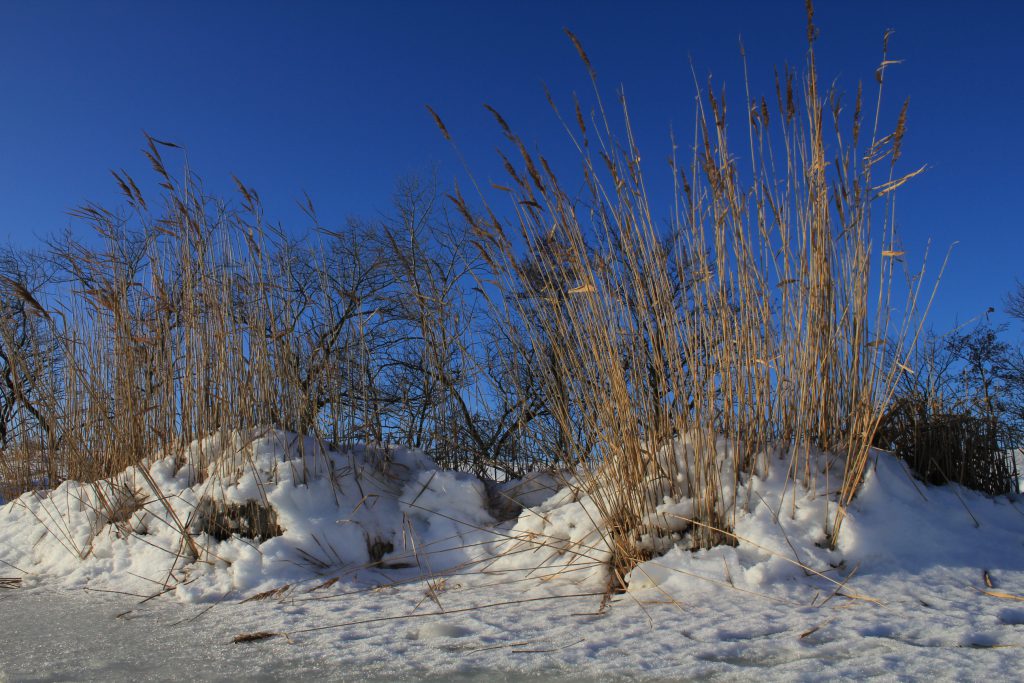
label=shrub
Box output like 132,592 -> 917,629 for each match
877,324 -> 1022,494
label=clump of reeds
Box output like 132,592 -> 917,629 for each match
192,499 -> 283,541
435,1 -> 934,584
0,3 -> 947,594
0,145 -> 556,511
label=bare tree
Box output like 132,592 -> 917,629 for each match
0,246 -> 62,492
1007,280 -> 1024,323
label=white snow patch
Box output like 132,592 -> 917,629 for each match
2,431 -> 1023,680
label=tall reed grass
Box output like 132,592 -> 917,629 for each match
436,4 -> 935,584
0,147 -> 551,511
0,3 -> 942,589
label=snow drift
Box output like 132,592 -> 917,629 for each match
1,429 -> 1021,610
0,430 -> 521,601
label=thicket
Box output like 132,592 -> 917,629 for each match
2,4 -> 1017,585
876,322 -> 1023,494
0,163 -> 563,505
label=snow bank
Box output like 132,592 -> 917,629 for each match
2,429 -> 1021,614
0,430 -> 507,601
3,431 -> 1022,680
624,444 -> 1024,606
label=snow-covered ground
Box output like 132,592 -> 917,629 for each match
2,431 -> 1022,680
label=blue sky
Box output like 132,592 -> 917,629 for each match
1,1 -> 1022,332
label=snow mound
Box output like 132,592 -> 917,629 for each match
489,484 -> 613,586
2,428 -> 1021,617
626,446 -> 1024,604
3,431 -> 1022,681
0,430 -> 504,601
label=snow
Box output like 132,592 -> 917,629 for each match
2,430 -> 1023,680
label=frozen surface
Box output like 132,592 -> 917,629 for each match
2,432 -> 1023,681
2,555 -> 1022,682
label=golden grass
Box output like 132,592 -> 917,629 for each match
0,2 -> 944,591
433,1 -> 936,581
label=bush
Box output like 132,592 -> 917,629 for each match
876,397 -> 1018,494
877,324 -> 1023,495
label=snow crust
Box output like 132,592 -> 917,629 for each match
2,430 -> 1023,680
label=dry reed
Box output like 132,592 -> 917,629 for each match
434,2 -> 935,583
0,3 -> 946,592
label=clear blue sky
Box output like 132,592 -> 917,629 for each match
1,1 -> 1022,332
